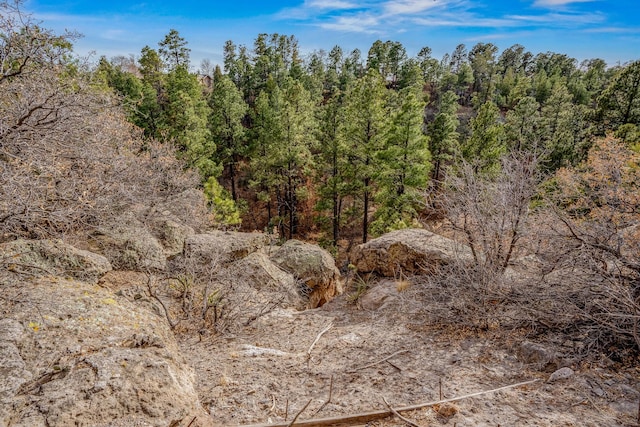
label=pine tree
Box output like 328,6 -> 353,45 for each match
314,89 -> 349,246
597,60 -> 640,129
462,101 -> 506,173
372,83 -> 430,234
209,74 -> 248,201
428,90 -> 460,183
340,68 -> 389,242
505,96 -> 542,152
250,77 -> 315,238
541,81 -> 591,171
158,29 -> 190,70
163,65 -> 216,178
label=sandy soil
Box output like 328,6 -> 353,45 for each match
179,287 -> 640,427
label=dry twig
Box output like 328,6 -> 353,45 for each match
383,396 -> 423,427
286,400 -> 312,427
306,323 -> 333,359
348,349 -> 410,373
312,376 -> 334,416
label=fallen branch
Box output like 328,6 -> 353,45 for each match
348,349 -> 409,373
239,378 -> 540,427
383,396 -> 423,427
307,323 -> 333,358
312,375 -> 334,416
286,399 -> 312,427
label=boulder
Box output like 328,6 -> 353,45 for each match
547,367 -> 574,383
269,240 -> 342,308
0,276 -> 208,427
351,228 -> 473,276
0,239 -> 111,283
517,340 -> 559,371
226,252 -> 303,309
89,211 -> 167,271
150,217 -> 195,258
359,279 -> 401,311
184,231 -> 271,265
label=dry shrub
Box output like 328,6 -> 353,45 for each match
541,136 -> 640,358
409,152 -> 543,331
0,1 -> 207,242
408,138 -> 640,362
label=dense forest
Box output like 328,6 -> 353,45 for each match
95,29 -> 640,249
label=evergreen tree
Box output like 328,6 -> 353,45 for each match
340,68 -> 389,242
372,84 -> 430,234
597,60 -> 640,129
462,101 -> 506,173
469,43 -> 498,105
541,81 -> 591,171
163,65 -> 216,178
209,74 -> 248,201
158,29 -> 190,70
505,96 -> 542,152
250,77 -> 315,238
314,90 -> 349,246
428,90 -> 460,183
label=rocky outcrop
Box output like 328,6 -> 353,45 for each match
217,252 -> 306,324
88,211 -> 167,271
0,239 -> 111,283
184,231 -> 271,265
227,252 -> 302,308
270,240 -> 342,308
351,228 -> 473,276
0,275 -> 208,427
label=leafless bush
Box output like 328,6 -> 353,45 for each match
437,152 -> 541,276
409,139 -> 640,361
0,1 -> 207,242
538,137 -> 640,357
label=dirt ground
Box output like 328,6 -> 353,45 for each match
179,284 -> 640,427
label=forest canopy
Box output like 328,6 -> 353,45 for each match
96,29 -> 639,246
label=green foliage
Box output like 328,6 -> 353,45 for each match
372,84 -> 431,235
428,90 -> 460,181
340,68 -> 390,242
204,177 -> 242,226
462,101 -> 506,173
209,74 -> 248,200
249,76 -> 315,238
540,81 -> 591,171
597,60 -> 640,129
84,31 -> 628,238
314,91 -> 351,245
159,29 -> 190,70
163,65 -> 218,178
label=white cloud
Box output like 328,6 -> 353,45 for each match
412,15 -> 520,28
533,0 -> 596,7
277,0 -> 606,37
319,13 -> 381,33
101,29 -> 127,40
383,0 -> 441,15
508,11 -> 605,25
305,0 -> 361,9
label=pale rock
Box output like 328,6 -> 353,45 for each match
351,228 -> 473,276
0,239 -> 111,283
269,240 -> 342,308
547,367 -> 574,383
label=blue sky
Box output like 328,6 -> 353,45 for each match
24,0 -> 639,71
